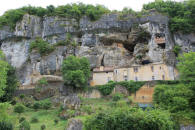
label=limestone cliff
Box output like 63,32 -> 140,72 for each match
0,11 -> 194,86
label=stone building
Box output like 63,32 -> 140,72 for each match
91,62 -> 178,86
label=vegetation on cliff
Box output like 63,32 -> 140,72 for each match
143,0 -> 195,33
62,55 -> 90,89
0,3 -> 109,29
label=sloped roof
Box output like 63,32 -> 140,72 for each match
93,66 -> 114,72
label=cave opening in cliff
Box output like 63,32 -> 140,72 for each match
123,43 -> 136,53
141,60 -> 151,65
158,43 -> 166,49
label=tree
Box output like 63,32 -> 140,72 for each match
0,51 -> 8,98
0,65 -> 18,102
14,104 -> 25,116
85,107 -> 175,130
177,52 -> 195,80
62,55 -> 90,89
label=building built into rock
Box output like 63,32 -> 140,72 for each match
91,62 -> 178,86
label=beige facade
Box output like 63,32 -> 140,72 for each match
91,66 -> 114,86
91,63 -> 178,86
114,63 -> 178,82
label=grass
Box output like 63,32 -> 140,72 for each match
10,108 -> 67,130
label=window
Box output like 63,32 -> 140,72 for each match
135,77 -> 138,81
107,77 -> 111,82
124,75 -> 128,81
162,75 -> 165,80
134,67 -> 138,72
115,70 -> 118,74
151,66 -> 154,72
152,76 -> 155,80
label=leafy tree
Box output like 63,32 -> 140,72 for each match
14,104 -> 25,115
177,52 -> 195,80
85,107 -> 175,130
19,120 -> 30,130
0,65 -> 18,102
30,38 -> 54,56
153,84 -> 193,113
0,51 -> 8,98
62,55 -> 90,89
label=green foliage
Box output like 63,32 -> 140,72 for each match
0,121 -> 13,130
96,81 -> 115,96
19,120 -> 30,130
31,116 -> 39,123
85,107 -> 175,130
0,51 -> 8,98
0,103 -> 11,122
143,0 -> 195,33
177,52 -> 195,80
153,84 -> 193,113
62,55 -> 90,89
0,3 -> 109,29
96,80 -> 145,96
81,105 -> 93,114
19,117 -> 26,123
14,104 -> 25,114
41,124 -> 46,130
37,78 -> 48,87
112,93 -> 124,101
30,38 -> 55,56
33,99 -> 52,110
0,64 -> 18,102
173,45 -> 181,56
54,119 -> 59,125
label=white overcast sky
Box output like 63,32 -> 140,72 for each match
0,0 -> 184,16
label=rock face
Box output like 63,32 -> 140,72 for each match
0,12 -> 194,87
66,119 -> 83,130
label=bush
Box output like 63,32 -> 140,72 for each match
19,120 -> 30,130
31,117 -> 39,123
41,124 -> 46,130
0,121 -> 13,130
96,80 -> 145,96
33,102 -> 41,110
19,117 -> 26,123
153,84 -> 193,113
19,94 -> 25,99
30,38 -> 55,56
62,55 -> 90,89
85,108 -> 175,130
112,93 -> 124,101
54,119 -> 59,125
81,105 -> 93,114
14,104 -> 25,115
173,45 -> 181,56
37,78 -> 48,87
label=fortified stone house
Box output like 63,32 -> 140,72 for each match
91,62 -> 178,86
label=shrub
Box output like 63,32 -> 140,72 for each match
41,124 -> 46,130
14,104 -> 25,115
33,102 -> 40,110
37,78 -> 48,87
19,117 -> 26,123
81,105 -> 93,114
42,100 -> 52,110
19,94 -> 25,99
62,55 -> 90,89
173,45 -> 181,56
54,119 -> 59,125
30,38 -> 55,56
0,121 -> 13,130
31,116 -> 39,123
19,120 -> 30,130
112,93 -> 124,101
85,108 -> 175,130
